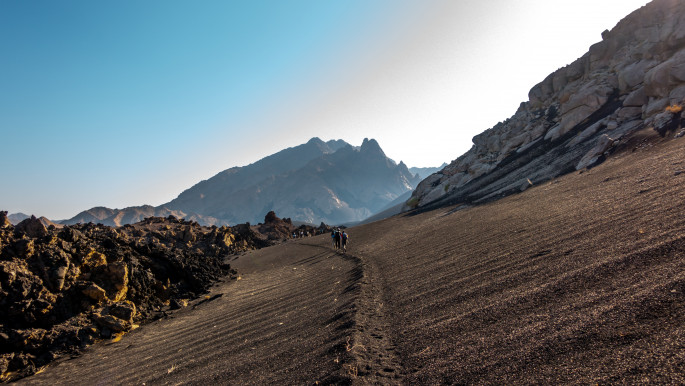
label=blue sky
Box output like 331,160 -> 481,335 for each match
1,0 -> 650,219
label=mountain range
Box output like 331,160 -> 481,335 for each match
56,138 -> 425,226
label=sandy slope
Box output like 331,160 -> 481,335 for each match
22,134 -> 685,384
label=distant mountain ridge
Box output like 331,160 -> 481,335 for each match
62,138 -> 428,226
409,163 -> 447,179
63,205 -> 225,228
7,213 -> 30,225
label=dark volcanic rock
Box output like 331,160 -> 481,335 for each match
0,214 -> 273,382
14,216 -> 48,238
257,211 -> 294,241
0,212 -> 11,229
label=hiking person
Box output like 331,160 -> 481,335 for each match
341,231 -> 349,252
331,230 -> 336,248
334,229 -> 341,250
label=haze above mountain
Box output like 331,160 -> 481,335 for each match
60,138 -> 424,226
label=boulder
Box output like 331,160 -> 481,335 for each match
14,216 -> 47,238
644,49 -> 685,98
264,211 -> 279,223
668,84 -> 685,104
652,110 -> 680,136
108,301 -> 136,323
0,211 -> 11,228
618,60 -> 654,92
623,87 -> 648,107
644,97 -> 670,117
82,250 -> 107,268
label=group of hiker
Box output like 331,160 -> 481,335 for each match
288,226 -> 349,252
331,228 -> 349,252
292,230 -> 311,238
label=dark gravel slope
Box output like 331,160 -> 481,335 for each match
351,134 -> 685,384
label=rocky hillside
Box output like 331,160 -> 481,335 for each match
0,211 -> 274,381
406,0 -> 685,211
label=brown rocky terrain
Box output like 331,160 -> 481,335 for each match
254,211 -> 332,241
0,214 -> 276,382
16,126 -> 685,385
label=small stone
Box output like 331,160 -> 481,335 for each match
520,178 -> 534,192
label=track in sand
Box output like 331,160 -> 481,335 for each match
21,134 -> 685,384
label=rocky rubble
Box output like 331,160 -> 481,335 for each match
257,211 -> 335,240
0,212 -> 270,382
406,0 -> 685,211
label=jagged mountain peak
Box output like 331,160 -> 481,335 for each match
360,138 -> 384,154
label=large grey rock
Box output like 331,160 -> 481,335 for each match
644,49 -> 685,98
618,60 -> 654,92
558,82 -> 614,137
624,87 -> 648,107
668,84 -> 685,104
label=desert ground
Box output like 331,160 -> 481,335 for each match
21,132 -> 685,384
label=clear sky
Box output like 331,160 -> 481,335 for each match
1,0 -> 650,220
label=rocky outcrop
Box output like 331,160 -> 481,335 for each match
406,0 -> 685,211
0,215 -> 277,382
257,211 -> 295,241
0,212 -> 11,228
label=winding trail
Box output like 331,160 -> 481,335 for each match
335,249 -> 402,383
